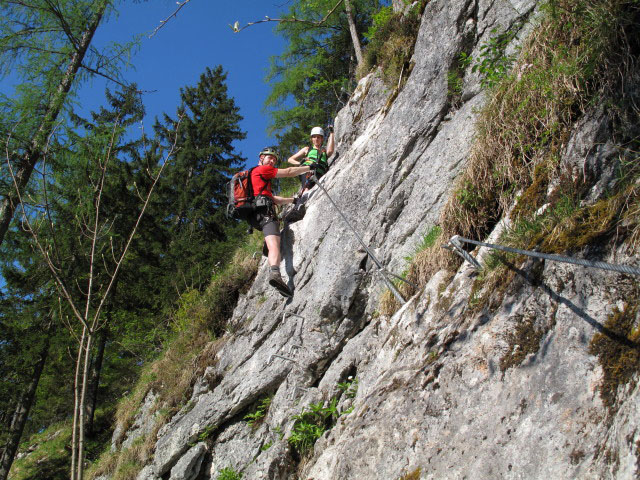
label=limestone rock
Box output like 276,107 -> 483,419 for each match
111,0 -> 640,478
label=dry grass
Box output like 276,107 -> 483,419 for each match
87,241 -> 261,479
379,0 -> 640,315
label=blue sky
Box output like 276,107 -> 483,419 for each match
1,0 -> 289,169
97,1 -> 291,168
96,0 -> 288,167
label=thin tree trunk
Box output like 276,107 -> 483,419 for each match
344,0 -> 363,67
391,0 -> 405,13
70,328 -> 87,480
86,326 -> 108,436
76,332 -> 93,480
0,1 -> 108,248
0,335 -> 50,480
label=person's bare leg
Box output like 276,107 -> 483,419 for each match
265,234 -> 281,267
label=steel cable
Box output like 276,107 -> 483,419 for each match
449,235 -> 640,276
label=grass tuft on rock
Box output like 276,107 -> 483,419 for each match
379,0 -> 640,315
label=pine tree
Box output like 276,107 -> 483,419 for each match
152,65 -> 246,294
0,0 -> 136,249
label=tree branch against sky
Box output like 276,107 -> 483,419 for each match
0,0 -> 137,250
229,0 -> 364,68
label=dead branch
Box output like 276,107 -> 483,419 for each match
83,115 -> 121,332
230,0 -> 344,33
149,0 -> 194,38
90,114 -> 184,331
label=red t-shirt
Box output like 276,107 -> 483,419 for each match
251,165 -> 278,198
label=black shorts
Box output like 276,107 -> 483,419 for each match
261,218 -> 280,237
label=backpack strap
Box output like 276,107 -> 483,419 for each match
247,166 -> 256,198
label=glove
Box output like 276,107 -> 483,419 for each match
327,124 -> 334,134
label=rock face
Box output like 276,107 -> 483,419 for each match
118,0 -> 639,478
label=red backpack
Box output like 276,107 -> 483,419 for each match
226,167 -> 256,221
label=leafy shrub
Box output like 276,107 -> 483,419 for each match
244,396 -> 272,428
288,399 -> 339,455
472,24 -> 522,88
362,1 -> 427,86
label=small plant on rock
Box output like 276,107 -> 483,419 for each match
337,377 -> 358,399
217,467 -> 242,480
288,398 -> 339,455
244,396 -> 272,428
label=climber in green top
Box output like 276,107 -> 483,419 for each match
287,125 -> 335,192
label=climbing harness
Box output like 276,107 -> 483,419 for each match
310,175 -> 415,304
303,147 -> 329,177
443,235 -> 640,276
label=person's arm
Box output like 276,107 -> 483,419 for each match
271,195 -> 295,206
275,165 -> 311,178
326,130 -> 335,157
287,146 -> 309,166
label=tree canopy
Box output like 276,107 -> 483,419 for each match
265,0 -> 382,156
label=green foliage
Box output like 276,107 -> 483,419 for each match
8,421 -> 72,480
265,0 -> 381,155
362,1 -> 426,86
336,377 -> 358,399
152,65 -> 247,300
199,425 -> 217,443
10,407 -> 114,480
217,467 -> 243,480
288,398 -> 339,454
447,52 -> 473,105
447,70 -> 464,98
417,226 -> 442,252
244,396 -> 272,428
472,24 -> 522,88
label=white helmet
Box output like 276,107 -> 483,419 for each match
310,126 -> 324,137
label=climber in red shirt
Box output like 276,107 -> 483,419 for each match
251,147 -> 315,297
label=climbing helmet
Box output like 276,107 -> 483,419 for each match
310,126 -> 324,137
259,146 -> 279,161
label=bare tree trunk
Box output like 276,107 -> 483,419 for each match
76,333 -> 93,480
0,334 -> 50,480
344,0 -> 363,67
86,326 -> 108,436
0,1 -> 108,248
70,329 -> 87,480
392,0 -> 406,13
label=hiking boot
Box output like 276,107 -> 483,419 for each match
283,203 -> 306,224
268,270 -> 293,298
